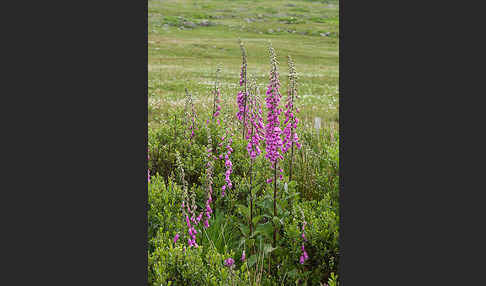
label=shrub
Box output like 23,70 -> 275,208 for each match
148,175 -> 182,253
149,231 -> 244,285
279,197 -> 339,285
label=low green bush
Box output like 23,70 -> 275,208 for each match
149,230 -> 244,285
278,197 -> 339,284
148,120 -> 339,285
147,107 -> 340,285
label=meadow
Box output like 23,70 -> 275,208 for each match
148,0 -> 339,285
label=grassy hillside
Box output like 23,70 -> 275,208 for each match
148,0 -> 339,128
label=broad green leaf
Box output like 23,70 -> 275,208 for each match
247,254 -> 258,268
255,223 -> 273,239
238,223 -> 250,237
252,215 -> 263,225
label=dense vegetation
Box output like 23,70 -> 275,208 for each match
148,0 -> 339,285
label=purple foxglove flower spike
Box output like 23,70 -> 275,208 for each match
299,215 -> 309,263
264,44 -> 284,171
220,129 -> 234,197
282,55 -> 302,183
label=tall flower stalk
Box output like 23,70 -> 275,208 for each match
245,76 -> 264,236
237,39 -> 249,139
184,88 -> 197,141
212,66 -> 222,123
204,126 -> 215,228
299,209 -> 309,264
282,55 -> 302,181
245,76 -> 265,159
220,130 -> 234,197
265,44 -> 284,248
175,151 -> 202,248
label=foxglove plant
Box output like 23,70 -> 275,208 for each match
184,88 -> 197,141
186,183 -> 202,248
282,55 -> 302,181
221,132 -> 234,197
245,76 -> 265,236
203,126 -> 215,228
245,77 -> 265,159
174,152 -> 186,246
264,44 -> 284,167
237,39 -> 249,138
212,66 -> 222,122
299,210 -> 309,264
300,242 -> 309,264
175,151 -> 202,248
265,43 -> 284,247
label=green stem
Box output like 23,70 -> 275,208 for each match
273,162 -> 277,247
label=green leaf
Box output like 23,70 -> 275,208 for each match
239,237 -> 246,248
238,223 -> 250,237
236,204 -> 250,219
263,244 -> 277,254
252,215 -> 263,226
287,269 -> 297,279
255,223 -> 273,239
247,254 -> 258,268
272,216 -> 281,226
249,230 -> 261,239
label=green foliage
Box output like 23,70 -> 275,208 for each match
149,236 -> 243,285
285,126 -> 339,202
328,272 -> 339,286
148,175 -> 182,253
148,116 -> 339,285
278,197 -> 339,284
200,212 -> 240,256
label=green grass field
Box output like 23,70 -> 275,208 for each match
148,0 -> 339,129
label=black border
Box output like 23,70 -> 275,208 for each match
5,0 -> 474,284
3,0 -> 148,284
338,0 -> 343,283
